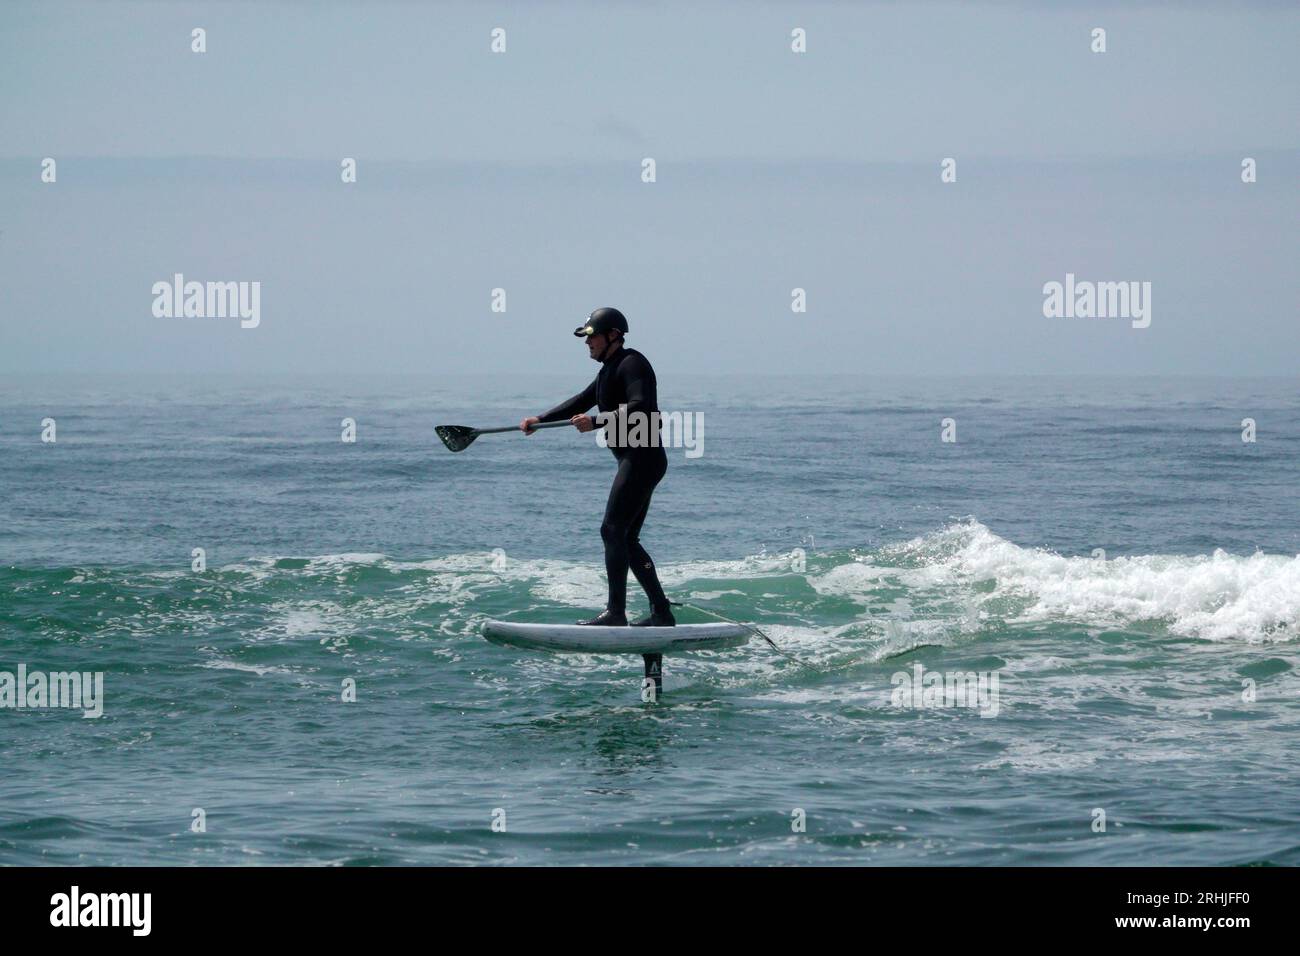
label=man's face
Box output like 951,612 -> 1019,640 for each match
586,332 -> 608,360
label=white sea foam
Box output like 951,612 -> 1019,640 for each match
198,522 -> 1299,644
199,658 -> 294,677
855,520 -> 1300,643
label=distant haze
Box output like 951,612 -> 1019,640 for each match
2,1 -> 1297,376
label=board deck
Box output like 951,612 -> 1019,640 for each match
482,619 -> 750,654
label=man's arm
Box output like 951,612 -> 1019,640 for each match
521,378 -> 599,433
537,377 -> 598,423
617,353 -> 656,418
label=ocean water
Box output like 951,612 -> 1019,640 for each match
1,373 -> 1298,866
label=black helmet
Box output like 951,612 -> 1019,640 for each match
573,307 -> 629,338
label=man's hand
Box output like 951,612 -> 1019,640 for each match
520,416 -> 541,435
571,414 -> 595,433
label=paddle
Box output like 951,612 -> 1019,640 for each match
435,420 -> 572,453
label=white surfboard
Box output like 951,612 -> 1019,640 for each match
482,619 -> 750,654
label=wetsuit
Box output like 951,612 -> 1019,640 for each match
538,347 -> 671,619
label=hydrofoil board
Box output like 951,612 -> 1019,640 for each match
482,620 -> 749,654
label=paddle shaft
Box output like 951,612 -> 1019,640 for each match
475,420 -> 573,437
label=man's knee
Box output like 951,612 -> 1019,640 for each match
601,519 -> 630,546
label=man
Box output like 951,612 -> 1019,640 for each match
520,307 -> 676,633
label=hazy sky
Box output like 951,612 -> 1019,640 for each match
2,1 -> 1297,375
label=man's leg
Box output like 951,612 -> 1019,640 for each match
626,450 -> 672,626
598,457 -> 654,617
626,495 -> 671,615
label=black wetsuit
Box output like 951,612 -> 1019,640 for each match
538,347 -> 670,618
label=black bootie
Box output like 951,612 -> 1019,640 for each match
576,608 -> 628,626
631,606 -> 676,627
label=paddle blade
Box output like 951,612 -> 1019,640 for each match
435,425 -> 479,452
